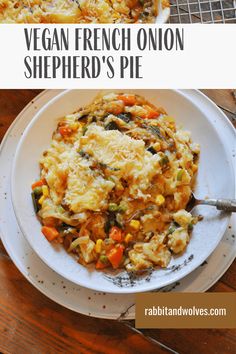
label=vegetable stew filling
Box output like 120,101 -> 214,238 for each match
32,93 -> 200,272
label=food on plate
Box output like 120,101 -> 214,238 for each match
0,0 -> 169,23
31,92 -> 200,272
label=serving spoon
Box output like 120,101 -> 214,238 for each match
186,193 -> 236,213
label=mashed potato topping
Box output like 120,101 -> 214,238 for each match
0,0 -> 169,23
31,93 -> 200,272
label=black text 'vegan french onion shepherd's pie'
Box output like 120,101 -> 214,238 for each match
31,93 -> 200,272
0,0 -> 169,23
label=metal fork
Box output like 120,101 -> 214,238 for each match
186,193 -> 236,213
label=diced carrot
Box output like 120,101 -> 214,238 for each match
126,0 -> 139,9
113,106 -> 123,115
59,126 -> 73,136
41,226 -> 59,242
109,226 -> 122,242
31,179 -> 45,190
42,217 -> 57,227
147,110 -> 160,119
117,94 -> 136,106
107,245 -> 124,269
143,105 -> 160,119
106,101 -> 124,115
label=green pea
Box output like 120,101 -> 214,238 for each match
108,203 -> 119,212
33,186 -> 42,196
100,255 -> 109,264
118,202 -> 127,213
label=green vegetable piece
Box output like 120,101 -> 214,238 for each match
147,146 -> 157,155
33,186 -> 42,196
31,192 -> 39,213
108,202 -> 127,213
159,155 -> 169,167
188,223 -> 194,231
148,125 -> 162,139
58,205 -> 65,213
115,213 -> 123,229
118,202 -> 127,213
100,163 -> 120,171
99,255 -> 109,264
105,121 -> 120,131
177,169 -> 184,181
108,203 -> 119,212
117,113 -> 131,123
108,176 -> 116,183
168,226 -> 176,235
105,212 -> 119,233
82,125 -> 88,135
105,219 -> 113,234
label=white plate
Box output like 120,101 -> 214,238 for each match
11,89 -> 235,294
0,90 -> 235,319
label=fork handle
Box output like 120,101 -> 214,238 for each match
201,198 -> 236,212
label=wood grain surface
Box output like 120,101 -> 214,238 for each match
0,90 -> 235,354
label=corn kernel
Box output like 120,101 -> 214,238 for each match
95,239 -> 103,253
80,136 -> 88,144
125,233 -> 133,243
42,185 -> 49,197
156,194 -> 165,206
79,121 -> 85,127
70,122 -> 79,131
38,195 -> 45,205
129,220 -> 140,230
73,122 -> 85,131
153,142 -> 161,151
150,121 -> 158,126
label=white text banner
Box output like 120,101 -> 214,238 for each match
0,24 -> 235,89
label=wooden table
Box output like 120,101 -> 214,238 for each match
0,90 -> 235,354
